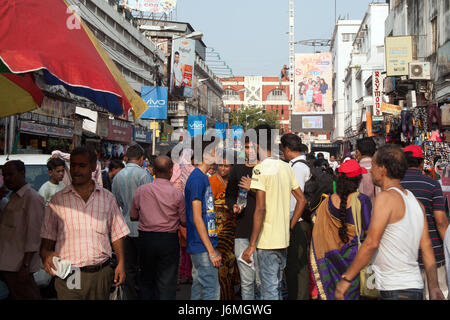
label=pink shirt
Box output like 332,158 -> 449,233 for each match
40,183 -> 129,267
358,157 -> 381,205
130,178 -> 186,233
0,184 -> 45,272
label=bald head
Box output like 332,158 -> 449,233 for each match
154,156 -> 173,180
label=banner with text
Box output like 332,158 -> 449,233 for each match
188,115 -> 206,137
372,71 -> 385,116
294,52 -> 333,115
215,122 -> 227,140
170,38 -> 195,98
120,0 -> 177,15
140,86 -> 168,120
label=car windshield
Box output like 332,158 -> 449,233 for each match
0,165 -> 49,192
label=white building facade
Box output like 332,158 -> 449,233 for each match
343,3 -> 389,143
330,19 -> 362,142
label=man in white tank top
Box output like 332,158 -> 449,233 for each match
335,145 -> 445,300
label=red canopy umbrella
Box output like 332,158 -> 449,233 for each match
0,0 -> 142,117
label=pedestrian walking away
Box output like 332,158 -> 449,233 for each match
130,156 -> 186,300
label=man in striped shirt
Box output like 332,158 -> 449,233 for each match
112,144 -> 153,300
401,145 -> 449,299
40,147 -> 129,300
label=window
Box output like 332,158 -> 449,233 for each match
267,89 -> 288,101
97,8 -> 106,21
342,33 -> 356,42
223,89 -> 240,101
107,16 -> 115,28
431,17 -> 438,54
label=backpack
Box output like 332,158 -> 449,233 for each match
292,160 -> 334,222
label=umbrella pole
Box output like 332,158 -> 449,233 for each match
4,116 -> 8,155
8,115 -> 15,155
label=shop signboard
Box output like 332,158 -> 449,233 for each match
170,38 -> 195,98
385,36 -> 414,76
107,119 -> 133,143
372,71 -> 385,116
381,102 -> 402,115
302,116 -> 323,129
133,128 -> 152,143
160,134 -> 169,142
188,115 -> 206,137
294,52 -> 333,115
140,86 -> 168,120
20,121 -> 73,138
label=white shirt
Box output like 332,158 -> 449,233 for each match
329,161 -> 339,172
289,155 -> 310,220
38,181 -> 66,206
173,61 -> 183,86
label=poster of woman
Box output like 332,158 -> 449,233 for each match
294,52 -> 332,114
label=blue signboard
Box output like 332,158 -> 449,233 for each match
232,126 -> 244,139
140,86 -> 168,120
188,115 -> 206,137
133,128 -> 152,144
215,122 -> 227,140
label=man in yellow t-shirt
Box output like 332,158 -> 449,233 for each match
242,124 -> 306,300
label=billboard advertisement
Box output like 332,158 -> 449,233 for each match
385,36 -> 414,76
215,122 -> 227,140
302,116 -> 323,129
140,86 -> 168,120
120,0 -> 177,14
170,38 -> 195,98
188,115 -> 206,137
294,52 -> 332,115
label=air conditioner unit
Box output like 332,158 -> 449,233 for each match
409,62 -> 431,80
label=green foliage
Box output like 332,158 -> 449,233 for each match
231,105 -> 280,129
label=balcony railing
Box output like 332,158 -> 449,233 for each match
168,101 -> 178,114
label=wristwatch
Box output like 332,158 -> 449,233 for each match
341,274 -> 352,283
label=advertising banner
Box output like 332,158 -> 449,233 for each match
294,52 -> 332,115
133,128 -> 152,143
215,122 -> 227,140
140,86 -> 168,120
302,116 -> 323,129
188,115 -> 206,137
381,102 -> 402,115
120,0 -> 177,14
232,126 -> 244,139
170,38 -> 195,98
372,71 -> 385,116
107,119 -> 133,143
385,36 -> 414,76
20,121 -> 73,138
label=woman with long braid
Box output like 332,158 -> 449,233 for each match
310,160 -> 372,300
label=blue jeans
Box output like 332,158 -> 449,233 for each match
235,238 -> 261,300
380,289 -> 423,300
257,248 -> 287,300
190,252 -> 220,300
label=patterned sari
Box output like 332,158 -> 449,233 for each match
209,174 -> 240,300
310,193 -> 372,300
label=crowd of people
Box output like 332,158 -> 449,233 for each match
0,123 -> 449,300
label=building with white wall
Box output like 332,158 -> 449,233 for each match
343,3 -> 389,143
330,19 -> 362,142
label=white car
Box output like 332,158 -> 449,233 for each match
0,154 -> 54,291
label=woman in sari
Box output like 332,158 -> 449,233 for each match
209,159 -> 240,300
310,159 -> 372,300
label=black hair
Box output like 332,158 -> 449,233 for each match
148,155 -> 158,168
47,158 -> 65,171
356,137 -> 377,157
374,144 -> 408,180
317,153 -> 324,159
5,160 -> 25,174
336,174 -> 362,243
108,159 -> 124,171
254,123 -> 274,151
71,147 -> 97,167
306,152 -> 316,161
126,144 -> 145,161
404,151 -> 424,168
174,51 -> 180,55
300,144 -> 309,154
281,133 -> 302,153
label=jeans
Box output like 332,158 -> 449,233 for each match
137,231 -> 180,300
257,248 -> 287,300
380,288 -> 423,300
190,251 -> 220,300
235,238 -> 261,300
286,221 -> 312,300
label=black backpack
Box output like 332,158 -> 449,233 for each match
291,161 -> 334,222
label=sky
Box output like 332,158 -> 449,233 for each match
176,0 -> 378,76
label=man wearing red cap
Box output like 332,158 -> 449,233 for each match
335,144 -> 444,300
401,144 -> 449,299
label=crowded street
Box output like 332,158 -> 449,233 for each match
0,0 -> 449,307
